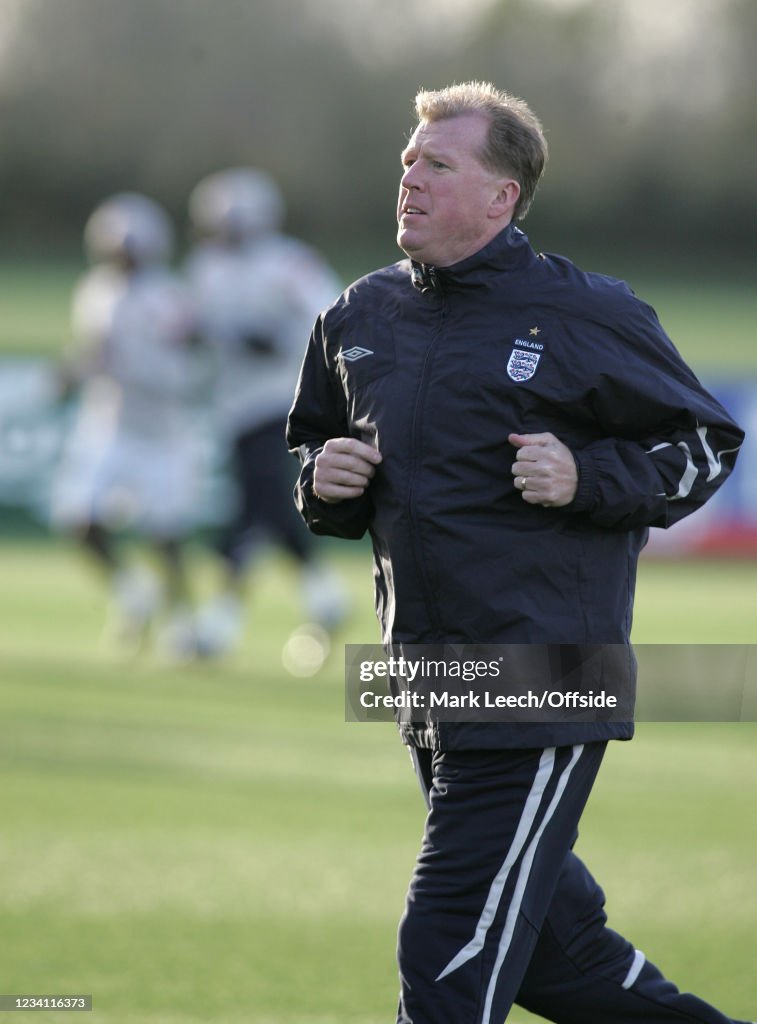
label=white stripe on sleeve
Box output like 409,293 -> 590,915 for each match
669,441 -> 698,501
622,948 -> 646,990
696,425 -> 741,483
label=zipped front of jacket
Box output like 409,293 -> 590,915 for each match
405,273 -> 447,640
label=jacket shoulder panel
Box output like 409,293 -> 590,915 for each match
323,261 -> 411,327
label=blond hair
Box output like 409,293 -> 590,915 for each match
414,82 -> 548,220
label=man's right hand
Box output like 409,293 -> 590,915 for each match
313,437 -> 382,503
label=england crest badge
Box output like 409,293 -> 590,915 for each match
507,348 -> 540,382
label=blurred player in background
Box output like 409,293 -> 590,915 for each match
51,192 -> 208,659
185,168 -> 347,667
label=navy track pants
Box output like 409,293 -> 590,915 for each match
397,744 -> 747,1024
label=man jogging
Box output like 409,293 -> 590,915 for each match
287,82 -> 747,1023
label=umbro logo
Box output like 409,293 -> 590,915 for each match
341,346 -> 374,362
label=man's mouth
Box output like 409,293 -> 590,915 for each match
402,205 -> 425,216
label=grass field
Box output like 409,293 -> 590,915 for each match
0,261 -> 754,1021
0,539 -> 754,1023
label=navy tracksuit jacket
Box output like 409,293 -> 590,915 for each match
287,223 -> 743,748
287,224 -> 748,1023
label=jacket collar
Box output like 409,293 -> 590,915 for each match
410,222 -> 537,294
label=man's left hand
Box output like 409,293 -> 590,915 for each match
509,432 -> 578,507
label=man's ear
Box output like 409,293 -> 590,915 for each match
488,179 -> 520,221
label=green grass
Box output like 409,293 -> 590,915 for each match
2,260 -> 757,372
633,558 -> 757,642
633,278 -> 757,372
0,540 -> 754,1022
0,262 -> 83,358
0,259 -> 752,1022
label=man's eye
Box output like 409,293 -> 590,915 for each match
431,160 -> 447,170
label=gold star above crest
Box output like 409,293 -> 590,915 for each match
529,326 -> 541,336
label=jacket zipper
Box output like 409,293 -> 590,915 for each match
406,290 -> 446,637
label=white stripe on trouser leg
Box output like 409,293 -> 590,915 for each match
622,949 -> 646,990
435,747 -> 557,982
481,745 -> 585,1024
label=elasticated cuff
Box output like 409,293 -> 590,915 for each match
569,448 -> 598,513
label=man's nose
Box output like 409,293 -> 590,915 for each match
401,163 -> 423,190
